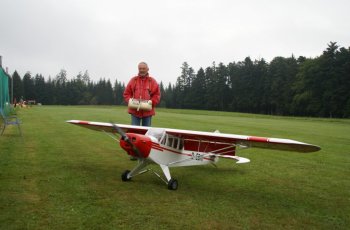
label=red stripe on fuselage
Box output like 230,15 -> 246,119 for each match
152,146 -> 164,151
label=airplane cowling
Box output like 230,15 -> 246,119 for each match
119,133 -> 152,158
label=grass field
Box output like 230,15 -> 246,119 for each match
0,106 -> 349,229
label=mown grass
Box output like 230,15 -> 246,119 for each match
0,106 -> 349,229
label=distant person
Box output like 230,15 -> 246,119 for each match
123,62 -> 161,126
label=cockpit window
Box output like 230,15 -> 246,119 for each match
167,137 -> 173,147
146,128 -> 166,142
161,136 -> 166,145
179,140 -> 184,150
173,138 -> 178,149
163,135 -> 183,150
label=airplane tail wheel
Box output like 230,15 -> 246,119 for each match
167,179 -> 178,190
121,170 -> 131,181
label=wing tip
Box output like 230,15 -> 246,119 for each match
66,120 -> 83,124
308,144 -> 321,152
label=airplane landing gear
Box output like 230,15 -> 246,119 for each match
121,170 -> 131,181
167,178 -> 178,190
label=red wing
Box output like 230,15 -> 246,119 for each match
165,128 -> 320,153
67,120 -> 321,153
66,120 -> 149,134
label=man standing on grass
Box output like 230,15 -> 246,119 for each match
123,62 -> 161,127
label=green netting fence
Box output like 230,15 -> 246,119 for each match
0,67 -> 11,116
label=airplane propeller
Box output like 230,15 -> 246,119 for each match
110,122 -> 143,158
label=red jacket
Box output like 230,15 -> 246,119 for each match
123,75 -> 161,118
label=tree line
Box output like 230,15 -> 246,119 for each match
11,69 -> 125,106
162,42 -> 350,118
8,42 -> 350,118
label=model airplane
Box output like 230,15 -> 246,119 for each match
67,120 -> 321,190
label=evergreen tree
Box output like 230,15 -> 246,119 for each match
163,83 -> 174,108
23,72 -> 35,100
54,69 -> 68,104
191,68 -> 207,109
267,56 -> 298,115
12,71 -> 23,103
114,79 -> 125,105
34,74 -> 47,104
158,81 -> 166,107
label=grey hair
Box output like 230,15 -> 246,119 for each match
138,62 -> 148,67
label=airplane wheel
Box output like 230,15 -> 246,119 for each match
121,170 -> 131,181
167,179 -> 178,190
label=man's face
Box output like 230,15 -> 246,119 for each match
138,64 -> 149,76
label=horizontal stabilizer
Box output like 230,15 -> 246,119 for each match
218,155 -> 250,164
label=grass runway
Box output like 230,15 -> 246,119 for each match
0,106 -> 349,229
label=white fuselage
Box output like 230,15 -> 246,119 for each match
147,137 -> 218,167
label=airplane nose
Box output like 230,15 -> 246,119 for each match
119,134 -> 152,158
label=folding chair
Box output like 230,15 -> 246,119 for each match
0,109 -> 22,136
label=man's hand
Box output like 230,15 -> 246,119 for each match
148,100 -> 152,105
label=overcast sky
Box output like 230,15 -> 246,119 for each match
0,0 -> 349,85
